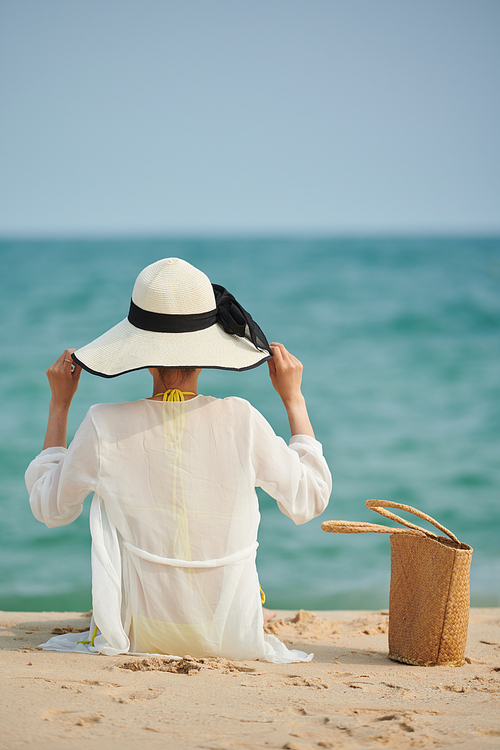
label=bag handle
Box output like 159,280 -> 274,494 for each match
321,499 -> 460,545
365,499 -> 460,544
320,519 -> 422,535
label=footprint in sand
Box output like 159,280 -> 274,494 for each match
116,688 -> 163,704
286,675 -> 329,689
75,713 -> 105,726
42,709 -> 106,727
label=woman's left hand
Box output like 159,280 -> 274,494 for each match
46,349 -> 82,408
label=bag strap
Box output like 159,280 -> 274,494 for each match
321,500 -> 461,544
321,519 -> 423,535
365,499 -> 460,544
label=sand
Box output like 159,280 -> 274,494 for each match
1,608 -> 499,749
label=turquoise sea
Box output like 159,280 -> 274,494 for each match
1,237 -> 499,612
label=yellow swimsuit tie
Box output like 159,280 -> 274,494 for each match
77,624 -> 98,646
153,390 -> 197,400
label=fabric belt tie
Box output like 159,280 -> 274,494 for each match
123,540 -> 259,568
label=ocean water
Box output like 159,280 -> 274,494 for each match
1,236 -> 499,612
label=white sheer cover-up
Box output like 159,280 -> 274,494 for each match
25,396 -> 332,662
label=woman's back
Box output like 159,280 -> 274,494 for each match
29,394 -> 330,658
92,396 -> 261,562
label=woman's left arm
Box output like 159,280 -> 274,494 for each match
250,404 -> 332,525
43,349 -> 82,450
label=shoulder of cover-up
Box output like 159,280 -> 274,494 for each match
84,397 -> 261,419
216,395 -> 252,408
81,402 -> 134,428
85,402 -> 120,418
214,396 -> 268,419
85,400 -> 157,417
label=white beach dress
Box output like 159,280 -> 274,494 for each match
25,396 -> 331,662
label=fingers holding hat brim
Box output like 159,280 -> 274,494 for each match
267,342 -> 304,402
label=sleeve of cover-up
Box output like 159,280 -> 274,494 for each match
249,406 -> 332,525
25,409 -> 100,528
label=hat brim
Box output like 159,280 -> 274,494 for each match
73,317 -> 272,377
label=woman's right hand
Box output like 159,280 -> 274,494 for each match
46,349 -> 82,408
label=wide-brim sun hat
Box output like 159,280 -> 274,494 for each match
72,258 -> 272,377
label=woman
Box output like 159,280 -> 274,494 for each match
26,258 -> 331,662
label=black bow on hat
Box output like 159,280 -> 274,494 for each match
213,284 -> 271,355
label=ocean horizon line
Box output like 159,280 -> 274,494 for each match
1,230 -> 500,243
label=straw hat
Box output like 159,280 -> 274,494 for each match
72,258 -> 272,377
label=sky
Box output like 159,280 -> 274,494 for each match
0,0 -> 499,237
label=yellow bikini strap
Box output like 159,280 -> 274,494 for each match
153,390 -> 197,401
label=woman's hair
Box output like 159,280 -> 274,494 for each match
157,367 -> 197,388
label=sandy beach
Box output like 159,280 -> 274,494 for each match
1,608 -> 499,749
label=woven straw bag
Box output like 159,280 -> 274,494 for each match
321,499 -> 473,666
